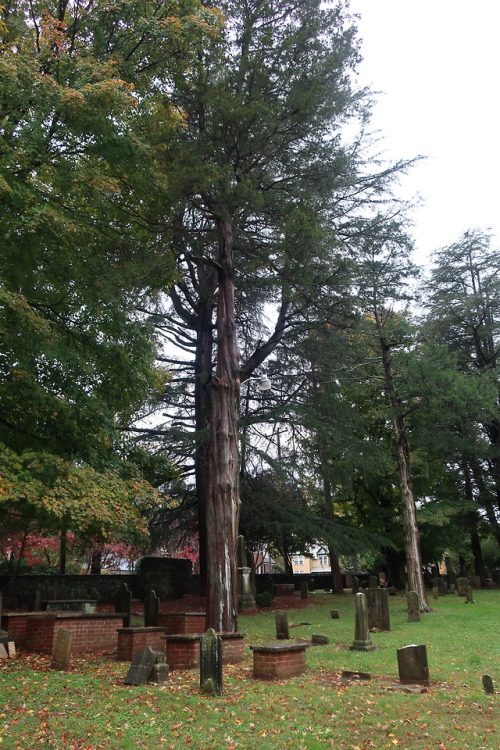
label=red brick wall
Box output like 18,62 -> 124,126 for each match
117,628 -> 166,661
1,614 -> 30,646
23,614 -> 124,654
221,635 -> 245,664
165,637 -> 201,669
252,647 -> 307,680
157,613 -> 206,635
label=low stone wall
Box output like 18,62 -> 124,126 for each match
23,613 -> 125,654
250,642 -> 309,680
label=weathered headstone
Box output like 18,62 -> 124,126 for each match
368,575 -> 378,589
237,535 -> 256,612
0,644 -> 7,660
311,634 -> 329,645
350,592 -> 375,651
50,628 -> 73,671
465,586 -> 475,604
124,646 -> 158,686
7,642 -> 16,658
345,572 -> 353,589
456,577 -> 469,596
397,644 -> 429,685
378,572 -> 387,587
150,662 -> 169,684
144,589 -> 160,627
200,628 -> 222,696
115,582 -> 132,627
351,575 -> 360,594
275,611 -> 289,640
407,591 -> 420,622
366,587 -> 390,631
432,585 -> 439,600
330,610 -> 340,619
482,674 -> 495,695
300,580 -> 309,600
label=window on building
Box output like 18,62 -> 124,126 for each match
318,554 -> 328,566
293,555 -> 304,566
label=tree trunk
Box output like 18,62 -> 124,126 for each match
205,217 -> 240,632
377,317 -> 430,612
322,475 -> 344,594
90,548 -> 102,575
59,529 -> 67,574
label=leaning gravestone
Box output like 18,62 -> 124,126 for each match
144,589 -> 160,627
407,591 -> 420,622
115,582 -> 132,627
366,587 -> 390,631
124,646 -> 158,686
0,644 -> 7,660
50,628 -> 73,671
350,592 -> 375,652
397,644 -> 429,685
200,628 -> 222,696
456,577 -> 469,597
482,674 -> 495,695
275,611 -> 290,640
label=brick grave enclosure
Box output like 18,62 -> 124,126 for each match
117,627 -> 167,661
157,612 -> 206,635
20,613 -> 125,654
250,642 -> 310,680
163,632 -> 246,669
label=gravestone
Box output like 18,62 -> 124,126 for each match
432,586 -> 439,600
311,634 -> 329,645
330,610 -> 340,619
465,586 -> 475,604
351,575 -> 360,594
368,575 -> 378,589
200,628 -> 222,696
115,582 -> 132,627
300,580 -> 309,600
308,578 -> 315,592
456,577 -> 469,597
275,611 -> 289,640
445,556 -> 457,590
366,587 -> 390,631
345,572 -> 353,589
124,646 -> 158,686
144,589 -> 160,627
7,642 -> 16,658
482,674 -> 495,695
150,661 -> 169,684
237,535 -> 255,612
0,644 -> 7,660
350,592 -> 375,651
378,572 -> 387,587
397,644 -> 429,685
432,577 -> 446,595
407,591 -> 420,622
50,628 -> 73,671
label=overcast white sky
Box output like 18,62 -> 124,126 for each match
347,0 -> 500,264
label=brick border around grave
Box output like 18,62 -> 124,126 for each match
117,627 -> 167,661
162,632 -> 246,669
23,613 -> 125,654
157,612 -> 206,635
250,642 -> 310,680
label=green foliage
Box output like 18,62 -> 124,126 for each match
255,591 -> 272,608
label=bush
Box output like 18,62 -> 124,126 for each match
255,591 -> 272,608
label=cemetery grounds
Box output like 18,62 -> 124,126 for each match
0,590 -> 498,750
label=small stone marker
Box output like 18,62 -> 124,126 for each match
465,586 -> 475,604
367,587 -> 390,631
342,670 -> 371,681
432,586 -> 439,600
0,644 -> 7,660
200,628 -> 222,696
300,580 -> 309,600
407,591 -> 420,622
50,628 -> 73,671
397,644 -> 429,685
311,634 -> 329,645
124,646 -> 158,686
482,674 -> 495,695
350,592 -> 375,651
275,611 -> 289,640
144,589 -> 160,627
150,662 -> 169,684
7,642 -> 16,658
456,577 -> 469,596
330,610 -> 340,619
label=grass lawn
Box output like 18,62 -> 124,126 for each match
0,590 -> 498,750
